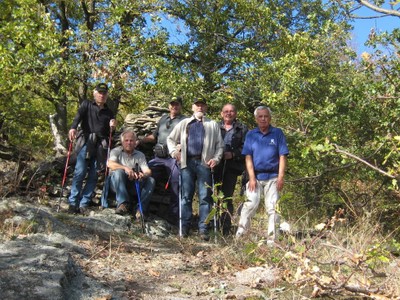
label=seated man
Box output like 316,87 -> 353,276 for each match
108,128 -> 155,216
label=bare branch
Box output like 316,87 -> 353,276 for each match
333,144 -> 396,179
356,0 -> 400,17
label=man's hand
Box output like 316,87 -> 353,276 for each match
174,151 -> 181,163
134,170 -> 147,181
247,178 -> 257,192
68,129 -> 77,142
125,167 -> 137,180
109,119 -> 117,129
277,177 -> 284,191
206,159 -> 217,169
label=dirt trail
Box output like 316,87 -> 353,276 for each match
0,197 -> 280,300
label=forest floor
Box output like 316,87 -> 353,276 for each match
1,158 -> 399,299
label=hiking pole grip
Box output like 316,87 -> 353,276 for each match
165,162 -> 177,190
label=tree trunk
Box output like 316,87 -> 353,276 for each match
49,114 -> 66,157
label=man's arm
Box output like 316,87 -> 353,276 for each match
277,155 -> 287,191
245,155 -> 257,192
208,126 -> 224,168
108,159 -> 139,181
139,165 -> 152,179
137,134 -> 156,147
137,115 -> 166,146
68,101 -> 88,141
167,124 -> 181,158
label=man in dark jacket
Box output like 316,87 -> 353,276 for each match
68,83 -> 116,215
214,103 -> 248,235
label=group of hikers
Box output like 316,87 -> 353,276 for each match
65,83 -> 289,243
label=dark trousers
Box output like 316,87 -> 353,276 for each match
214,160 -> 241,235
148,156 -> 180,220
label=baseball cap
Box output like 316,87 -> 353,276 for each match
170,96 -> 183,105
193,98 -> 206,105
95,83 -> 109,92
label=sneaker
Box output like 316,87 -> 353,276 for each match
68,205 -> 78,214
79,206 -> 90,216
115,203 -> 128,215
199,232 -> 210,241
235,228 -> 245,239
266,239 -> 275,247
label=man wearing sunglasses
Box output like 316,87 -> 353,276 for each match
138,97 -> 187,224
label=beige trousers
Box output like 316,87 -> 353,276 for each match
236,178 -> 280,239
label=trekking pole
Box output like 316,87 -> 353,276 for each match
221,159 -> 227,184
219,159 -> 227,232
101,129 -> 113,208
57,141 -> 73,212
211,168 -> 218,240
179,172 -> 182,237
164,162 -> 177,190
134,163 -> 146,233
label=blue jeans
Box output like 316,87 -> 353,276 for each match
109,169 -> 155,214
181,158 -> 212,234
148,157 -> 180,218
68,143 -> 98,208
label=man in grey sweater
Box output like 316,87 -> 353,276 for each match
167,98 -> 224,240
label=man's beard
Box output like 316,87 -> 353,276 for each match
194,111 -> 204,120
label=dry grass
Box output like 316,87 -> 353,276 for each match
228,208 -> 400,299
0,208 -> 38,240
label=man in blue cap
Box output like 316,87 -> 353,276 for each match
68,83 -> 116,215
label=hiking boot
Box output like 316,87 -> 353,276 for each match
79,206 -> 90,216
180,227 -> 189,238
68,205 -> 78,214
222,226 -> 231,236
199,231 -> 210,241
88,200 -> 100,207
115,203 -> 128,215
165,214 -> 179,226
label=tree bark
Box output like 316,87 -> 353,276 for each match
49,114 -> 66,156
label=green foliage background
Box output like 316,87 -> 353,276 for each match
0,0 -> 399,234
